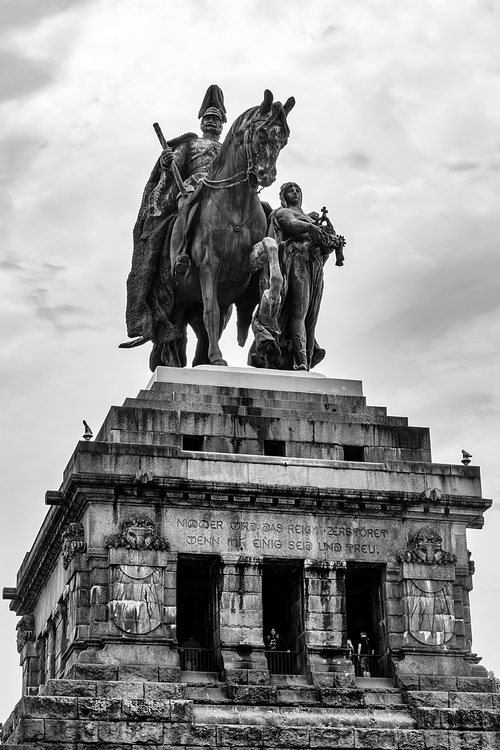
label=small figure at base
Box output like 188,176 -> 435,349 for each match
181,636 -> 201,671
358,630 -> 373,677
264,627 -> 288,651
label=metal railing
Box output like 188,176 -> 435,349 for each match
178,647 -> 217,672
264,650 -> 297,675
350,653 -> 379,677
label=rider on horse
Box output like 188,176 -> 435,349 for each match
125,85 -> 226,349
123,88 -> 295,370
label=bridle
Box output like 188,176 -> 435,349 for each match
202,120 -> 282,190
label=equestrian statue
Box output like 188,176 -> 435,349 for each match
121,84 -> 345,371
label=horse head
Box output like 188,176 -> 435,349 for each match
245,90 -> 295,189
210,91 -> 295,191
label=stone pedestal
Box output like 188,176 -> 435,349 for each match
2,367 -> 497,748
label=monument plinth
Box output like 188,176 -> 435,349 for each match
3,366 -> 497,749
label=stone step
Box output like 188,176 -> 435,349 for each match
121,401 -> 404,428
414,706 -> 500,731
193,704 -> 416,728
126,395 -> 398,423
363,691 -> 405,707
106,405 -> 411,436
144,383 -> 370,406
180,670 -> 221,684
356,677 -> 396,690
270,673 -> 310,686
39,678 -> 405,709
41,678 -> 189,701
405,690 -> 500,710
0,719 -> 439,749
184,684 -> 232,703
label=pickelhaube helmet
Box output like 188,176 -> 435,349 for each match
198,84 -> 227,123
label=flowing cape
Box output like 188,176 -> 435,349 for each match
125,132 -> 197,339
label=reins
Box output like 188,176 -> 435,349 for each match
201,121 -> 267,190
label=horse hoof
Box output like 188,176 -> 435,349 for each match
211,359 -> 228,367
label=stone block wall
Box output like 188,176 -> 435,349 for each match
2,672 -> 500,749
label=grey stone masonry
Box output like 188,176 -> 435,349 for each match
2,367 -> 497,748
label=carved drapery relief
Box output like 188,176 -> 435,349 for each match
405,579 -> 455,646
104,514 -> 170,551
16,614 -> 35,653
109,564 -> 163,634
105,515 -> 169,635
397,526 -> 457,565
398,526 -> 456,647
61,522 -> 87,569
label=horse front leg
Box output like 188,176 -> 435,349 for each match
198,261 -> 227,366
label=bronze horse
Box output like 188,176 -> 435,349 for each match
147,90 -> 295,368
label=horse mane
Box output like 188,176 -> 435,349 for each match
207,100 -> 291,179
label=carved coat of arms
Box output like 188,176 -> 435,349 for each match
397,526 -> 456,646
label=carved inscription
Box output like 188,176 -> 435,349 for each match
175,516 -> 390,558
177,517 -> 223,548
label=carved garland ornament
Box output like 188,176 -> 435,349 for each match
397,526 -> 457,565
104,515 -> 170,551
61,522 -> 87,569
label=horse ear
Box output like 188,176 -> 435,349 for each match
283,96 -> 295,115
259,89 -> 274,115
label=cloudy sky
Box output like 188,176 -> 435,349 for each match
1,0 -> 499,719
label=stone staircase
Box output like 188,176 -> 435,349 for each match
3,673 -> 500,748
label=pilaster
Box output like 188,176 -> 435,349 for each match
303,559 -> 354,687
219,555 -> 268,683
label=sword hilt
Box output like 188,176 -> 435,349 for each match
153,122 -> 187,198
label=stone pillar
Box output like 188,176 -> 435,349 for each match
63,563 -> 92,671
219,555 -> 268,684
391,525 -> 485,682
380,563 -> 403,677
303,560 -> 354,687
